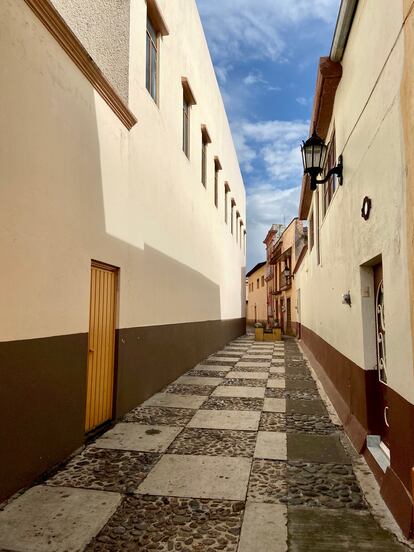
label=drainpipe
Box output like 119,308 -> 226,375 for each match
330,0 -> 359,62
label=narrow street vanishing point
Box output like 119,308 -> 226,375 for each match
0,336 -> 409,551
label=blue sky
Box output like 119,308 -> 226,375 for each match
196,0 -> 341,269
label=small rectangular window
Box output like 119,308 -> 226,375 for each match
261,276 -> 265,287
309,211 -> 314,251
257,279 -> 259,290
214,157 -> 222,208
201,126 -> 211,187
183,98 -> 190,157
182,78 -> 196,159
324,131 -> 337,216
146,17 -> 158,102
224,183 -> 230,224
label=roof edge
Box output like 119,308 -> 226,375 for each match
330,0 -> 359,62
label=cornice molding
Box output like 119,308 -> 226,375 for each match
24,0 -> 137,130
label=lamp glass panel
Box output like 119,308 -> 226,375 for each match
305,148 -> 314,169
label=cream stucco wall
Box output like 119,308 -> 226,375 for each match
296,0 -> 414,402
0,0 -> 246,342
51,0 -> 130,102
247,265 -> 267,325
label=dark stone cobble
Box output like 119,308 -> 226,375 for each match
287,461 -> 366,510
190,370 -> 229,378
123,407 -> 196,426
167,428 -> 256,457
231,366 -> 270,372
86,496 -> 244,551
259,412 -> 286,432
164,384 -> 213,396
265,388 -> 286,399
202,397 -> 264,411
248,459 -> 287,504
221,378 -> 266,387
47,447 -> 160,493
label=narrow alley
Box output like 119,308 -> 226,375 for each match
0,336 -> 409,551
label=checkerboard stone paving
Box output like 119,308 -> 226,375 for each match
0,335 -> 408,552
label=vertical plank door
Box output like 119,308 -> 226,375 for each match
85,262 -> 117,433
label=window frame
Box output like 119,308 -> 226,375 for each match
323,131 -> 337,217
146,16 -> 158,103
182,78 -> 196,159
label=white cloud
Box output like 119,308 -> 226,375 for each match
296,96 -> 311,106
196,0 -> 339,69
233,119 -> 309,180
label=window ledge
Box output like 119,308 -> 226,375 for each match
24,0 -> 138,130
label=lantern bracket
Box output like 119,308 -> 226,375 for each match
307,155 -> 343,191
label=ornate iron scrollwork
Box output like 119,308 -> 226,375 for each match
376,280 -> 387,383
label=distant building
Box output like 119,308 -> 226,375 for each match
246,262 -> 267,326
1,0 -> 246,504
264,220 -> 306,335
295,0 -> 414,536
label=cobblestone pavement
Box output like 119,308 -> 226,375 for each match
0,336 -> 410,551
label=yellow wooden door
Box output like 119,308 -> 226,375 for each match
85,262 -> 117,432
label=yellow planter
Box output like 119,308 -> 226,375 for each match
255,328 -> 282,342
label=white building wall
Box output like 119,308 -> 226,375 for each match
0,0 -> 246,342
296,0 -> 414,403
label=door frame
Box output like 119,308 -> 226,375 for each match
85,260 -> 119,433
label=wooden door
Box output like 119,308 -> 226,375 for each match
374,263 -> 390,448
85,261 -> 117,433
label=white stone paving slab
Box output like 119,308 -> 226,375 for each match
177,376 -> 223,386
137,455 -> 251,501
143,393 -> 207,410
207,356 -> 239,362
188,409 -> 260,431
226,371 -> 268,381
212,386 -> 265,399
236,362 -> 270,369
272,360 -> 285,366
95,423 -> 182,453
238,502 -> 288,552
0,485 -> 121,552
194,364 -> 231,372
263,398 -> 286,413
254,431 -> 287,460
267,378 -> 286,389
270,366 -> 285,374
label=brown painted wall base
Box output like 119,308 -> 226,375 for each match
300,325 -> 414,538
0,318 -> 245,504
0,333 -> 88,504
115,318 -> 246,416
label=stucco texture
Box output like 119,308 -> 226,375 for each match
50,0 -> 130,103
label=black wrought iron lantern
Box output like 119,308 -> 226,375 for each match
301,131 -> 343,191
283,263 -> 291,279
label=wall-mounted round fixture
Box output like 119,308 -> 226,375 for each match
301,131 -> 343,191
361,196 -> 372,221
342,292 -> 351,307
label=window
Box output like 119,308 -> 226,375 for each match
231,199 -> 236,234
261,276 -> 265,287
309,211 -> 314,251
240,220 -> 243,249
146,17 -> 158,101
257,279 -> 259,289
183,98 -> 190,157
323,131 -> 337,216
224,183 -> 230,223
182,78 -> 196,159
146,0 -> 168,103
236,212 -> 240,242
214,157 -> 222,207
201,126 -> 211,187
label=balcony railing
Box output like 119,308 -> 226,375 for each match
280,273 -> 292,290
265,265 -> 274,281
